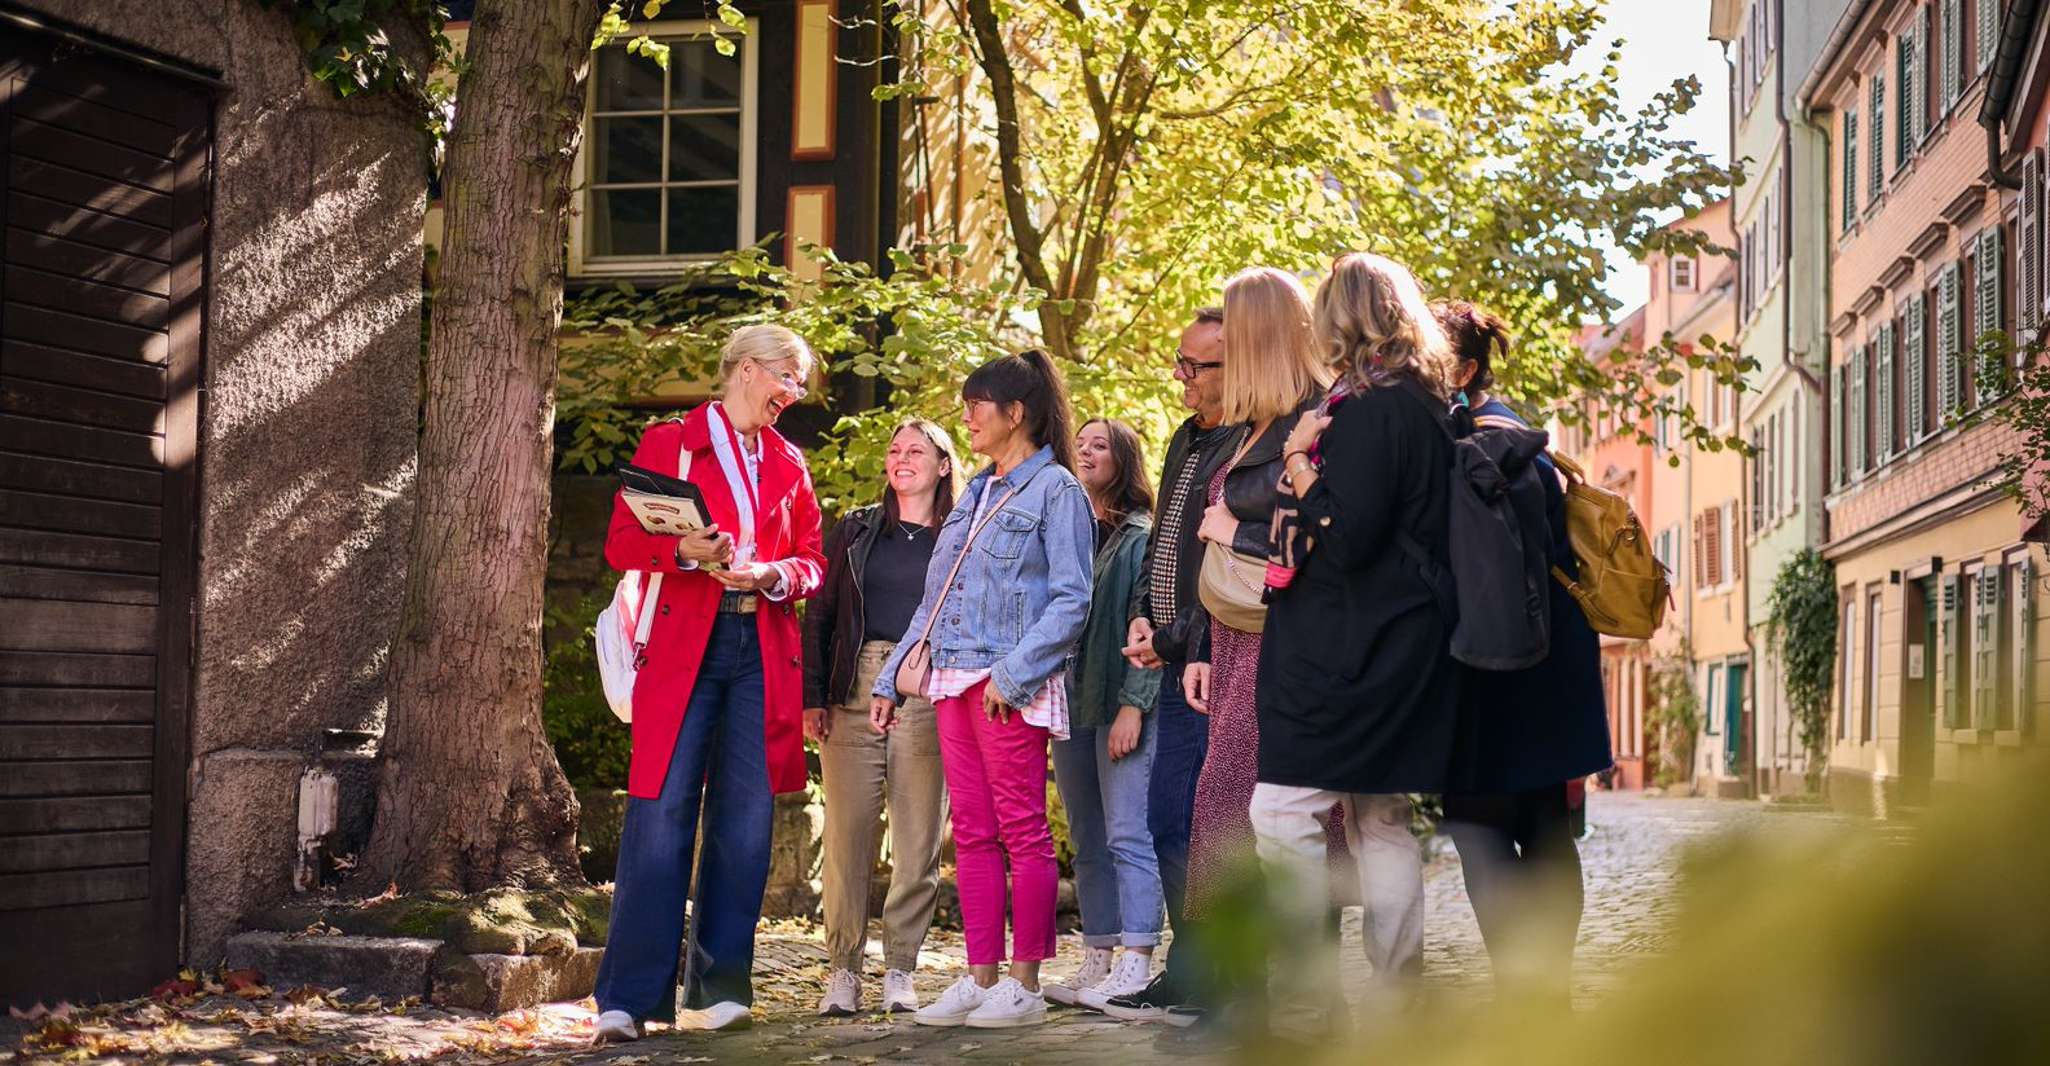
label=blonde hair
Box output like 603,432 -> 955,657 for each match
720,323 -> 816,384
1313,253 -> 1454,399
1220,267 -> 1333,424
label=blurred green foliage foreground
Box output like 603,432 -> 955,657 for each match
1222,765 -> 2050,1066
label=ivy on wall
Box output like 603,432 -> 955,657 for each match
1765,548 -> 1838,794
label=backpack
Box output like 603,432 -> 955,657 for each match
594,425 -> 690,724
1549,451 -> 1669,639
1390,389 -> 1555,671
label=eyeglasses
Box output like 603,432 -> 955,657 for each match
1173,350 -> 1225,378
750,357 -> 809,399
962,398 -> 994,418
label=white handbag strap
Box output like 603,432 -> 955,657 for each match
632,427 -> 692,650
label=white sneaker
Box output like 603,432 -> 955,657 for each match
680,1000 -> 753,1031
817,968 -> 861,1017
964,976 -> 1047,1028
882,969 -> 919,1013
913,976 -> 987,1027
591,1010 -> 639,1044
1042,945 -> 1113,1007
1075,949 -> 1153,1012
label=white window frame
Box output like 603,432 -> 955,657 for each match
1671,255 -> 1697,292
569,18 -> 762,278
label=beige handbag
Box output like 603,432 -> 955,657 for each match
1196,430 -> 1270,634
893,480 -> 1028,699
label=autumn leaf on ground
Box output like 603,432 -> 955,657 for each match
150,977 -> 201,1002
284,985 -> 330,1006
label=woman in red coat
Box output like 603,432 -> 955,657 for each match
593,324 -> 826,1043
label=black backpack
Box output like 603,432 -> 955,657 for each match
1392,388 -> 1554,671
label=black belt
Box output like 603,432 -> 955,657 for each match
716,591 -> 759,615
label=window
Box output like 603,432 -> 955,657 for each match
1831,363 -> 1846,487
1939,262 -> 1963,415
1851,341 -> 1868,475
1842,108 -> 1860,232
1725,499 -> 1740,580
1789,400 -> 1801,511
1975,226 -> 2006,396
575,25 -> 759,274
1869,72 -> 1886,202
2005,554 -> 2033,732
1706,665 -> 1723,735
1875,321 -> 1895,462
1750,425 -> 1766,534
1865,588 -> 1884,742
1672,256 -> 1696,291
1905,292 -> 1927,441
1941,573 -> 1964,726
1896,29 -> 1914,169
1840,594 -> 1859,740
1969,565 -> 2003,730
2026,150 -> 2045,334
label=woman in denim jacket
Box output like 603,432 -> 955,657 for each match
870,349 -> 1095,1030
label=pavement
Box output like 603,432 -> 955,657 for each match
2,793 -> 1841,1065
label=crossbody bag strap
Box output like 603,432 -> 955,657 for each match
907,476 -> 1031,646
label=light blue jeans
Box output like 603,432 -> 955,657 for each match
1051,713 -> 1164,948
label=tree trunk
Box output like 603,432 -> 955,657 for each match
359,0 -> 605,892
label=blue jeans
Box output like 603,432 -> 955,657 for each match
1051,712 -> 1163,947
1146,664 -> 1209,985
595,615 -> 772,1021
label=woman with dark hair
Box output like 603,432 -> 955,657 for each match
1044,418 -> 1165,1012
1432,299 -> 1612,1007
803,418 -> 963,1017
871,349 -> 1095,1029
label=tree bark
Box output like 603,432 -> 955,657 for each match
359,0 -> 605,892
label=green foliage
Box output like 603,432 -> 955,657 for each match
1989,333 -> 2050,517
1648,649 -> 1700,789
890,0 -> 1747,441
541,592 -> 632,789
1764,549 -> 1838,792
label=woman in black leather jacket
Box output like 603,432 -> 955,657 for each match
800,418 -> 962,1017
1171,267 -> 1334,1021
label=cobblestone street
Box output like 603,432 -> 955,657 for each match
556,793 -> 1836,1065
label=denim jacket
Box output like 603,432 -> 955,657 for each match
874,444 -> 1095,708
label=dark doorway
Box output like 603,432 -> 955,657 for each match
0,25 -> 210,1006
1900,576 -> 1936,806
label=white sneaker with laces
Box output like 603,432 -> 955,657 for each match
882,969 -> 919,1013
1075,949 -> 1153,1012
817,967 -> 861,1017
591,1010 -> 639,1045
1042,946 -> 1113,1007
913,976 -> 988,1027
681,1001 -> 753,1031
963,976 -> 1047,1029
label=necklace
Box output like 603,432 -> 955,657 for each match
897,520 -> 927,541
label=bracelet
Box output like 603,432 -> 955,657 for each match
1285,452 -> 1315,476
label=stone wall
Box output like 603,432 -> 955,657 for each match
22,0 -> 427,963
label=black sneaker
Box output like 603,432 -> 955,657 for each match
1100,972 -> 1183,1023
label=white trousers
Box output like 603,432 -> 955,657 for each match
1249,783 -> 1425,1010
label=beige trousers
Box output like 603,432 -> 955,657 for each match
818,640 -> 949,972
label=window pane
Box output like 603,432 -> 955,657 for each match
595,47 -> 665,112
591,189 -> 661,257
593,116 -> 662,184
672,40 -> 742,106
667,185 -> 740,255
669,114 -> 742,181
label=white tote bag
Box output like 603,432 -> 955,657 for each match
595,433 -> 690,724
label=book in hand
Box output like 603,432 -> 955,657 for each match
618,462 -> 711,536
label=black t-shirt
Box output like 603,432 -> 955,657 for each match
863,520 -> 937,642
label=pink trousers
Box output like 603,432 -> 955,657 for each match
936,679 -> 1057,965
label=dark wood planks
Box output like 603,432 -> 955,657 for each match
0,598 -> 157,652
0,450 -> 163,504
0,866 -> 149,911
0,724 -> 154,760
0,759 -> 152,797
0,650 -> 156,687
0,794 -> 151,834
0,687 -> 155,722
0,828 -> 150,872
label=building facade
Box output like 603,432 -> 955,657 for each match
1800,0 -> 2049,815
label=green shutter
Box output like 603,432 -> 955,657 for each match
1870,74 -> 1886,199
1940,262 -> 1962,415
1831,364 -> 1845,487
1979,0 -> 1999,76
1916,6 -> 1931,140
1944,0 -> 1962,109
1978,227 -> 2006,395
1942,575 -> 1963,728
1876,323 -> 1895,460
2017,556 -> 2036,736
1843,110 -> 1859,231
1851,343 -> 1867,474
1975,570 -> 2001,730
1906,293 -> 1927,440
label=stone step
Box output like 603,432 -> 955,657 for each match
224,931 -> 603,1012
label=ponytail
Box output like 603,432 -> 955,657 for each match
1430,299 -> 1511,394
962,347 -> 1078,471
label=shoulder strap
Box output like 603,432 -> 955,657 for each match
630,423 -> 694,648
907,470 -> 1039,646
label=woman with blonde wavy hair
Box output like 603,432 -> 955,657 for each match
1247,252 -> 1461,1028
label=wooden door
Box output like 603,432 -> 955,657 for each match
1900,576 -> 1936,806
0,29 -> 209,1006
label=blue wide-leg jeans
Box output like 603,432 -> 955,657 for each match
1052,713 -> 1164,948
594,614 -> 772,1021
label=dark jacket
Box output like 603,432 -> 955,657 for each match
1450,399 -> 1615,793
1132,416 -> 1237,664
801,504 -> 885,709
1068,512 -> 1163,729
1188,392 -> 1323,663
1256,376 -> 1460,794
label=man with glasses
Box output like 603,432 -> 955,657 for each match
1102,306 -> 1236,1023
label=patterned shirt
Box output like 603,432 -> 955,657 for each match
1149,425 -> 1229,628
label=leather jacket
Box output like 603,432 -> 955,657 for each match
801,504 -> 884,709
1188,391 -> 1324,662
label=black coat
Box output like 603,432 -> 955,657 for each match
801,505 -> 883,709
1449,400 -> 1615,793
1257,377 -> 1459,794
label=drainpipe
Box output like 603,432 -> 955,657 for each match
1979,0 -> 2046,190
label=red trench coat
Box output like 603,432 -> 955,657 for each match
604,404 -> 825,800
